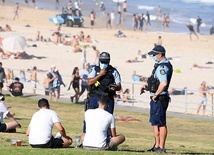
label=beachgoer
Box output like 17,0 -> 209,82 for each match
90,10 -> 95,29
110,11 -> 115,27
80,46 -> 87,68
9,77 -> 24,97
122,88 -> 131,103
132,14 -> 138,31
138,14 -> 146,31
79,63 -> 89,99
5,24 -> 12,31
106,13 -> 112,29
126,50 -> 145,63
2,0 -> 5,6
56,0 -> 59,9
47,65 -> 58,101
0,93 -> 21,132
71,35 -> 80,53
25,0 -> 29,7
26,98 -> 72,148
116,11 -> 122,29
30,66 -> 38,94
55,69 -> 65,99
154,36 -> 162,46
115,30 -> 126,38
67,67 -> 80,103
123,1 -> 127,13
43,75 -> 49,96
19,69 -> 26,83
92,46 -> 100,64
197,81 -> 208,115
186,23 -> 199,40
32,0 -> 36,8
78,31 -> 84,41
0,62 -> 6,94
157,5 -> 162,20
165,13 -> 170,30
99,1 -> 106,17
13,3 -> 19,20
142,45 -> 173,153
196,16 -> 202,33
145,11 -> 151,30
67,0 -> 72,10
82,94 -> 125,151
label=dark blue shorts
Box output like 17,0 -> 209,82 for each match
149,98 -> 168,127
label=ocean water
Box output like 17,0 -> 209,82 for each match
10,0 -> 214,34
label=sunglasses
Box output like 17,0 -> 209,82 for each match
153,53 -> 160,56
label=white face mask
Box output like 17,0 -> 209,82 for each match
100,63 -> 108,69
152,55 -> 159,63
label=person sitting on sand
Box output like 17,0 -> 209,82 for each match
0,26 -> 5,32
35,31 -> 40,41
84,35 -> 92,43
154,36 -> 162,46
78,31 -> 85,42
126,50 -> 147,63
115,30 -> 126,38
71,35 -> 81,52
0,48 -> 5,59
61,36 -> 71,46
132,71 -> 148,82
4,24 -> 12,31
52,32 -> 61,44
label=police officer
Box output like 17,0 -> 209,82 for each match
81,52 -> 121,135
87,52 -> 121,113
142,45 -> 173,153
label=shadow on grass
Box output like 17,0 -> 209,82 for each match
181,153 -> 212,155
166,149 -> 211,155
119,148 -> 145,153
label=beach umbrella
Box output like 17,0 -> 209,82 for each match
2,35 -> 27,52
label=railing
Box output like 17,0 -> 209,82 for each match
4,67 -> 214,117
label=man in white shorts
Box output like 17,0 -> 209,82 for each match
197,81 -> 208,115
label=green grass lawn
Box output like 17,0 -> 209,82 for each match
0,96 -> 214,155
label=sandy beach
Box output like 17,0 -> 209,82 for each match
0,2 -> 214,115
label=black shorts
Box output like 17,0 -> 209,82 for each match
30,136 -> 63,148
0,123 -> 7,132
0,82 -> 4,88
91,20 -> 94,26
123,8 -> 127,12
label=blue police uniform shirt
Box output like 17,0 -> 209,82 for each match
88,66 -> 121,84
153,58 -> 170,95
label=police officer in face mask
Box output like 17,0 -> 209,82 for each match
87,52 -> 122,111
82,52 -> 122,133
142,45 -> 173,153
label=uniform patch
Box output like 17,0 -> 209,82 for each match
160,69 -> 166,75
89,68 -> 93,74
